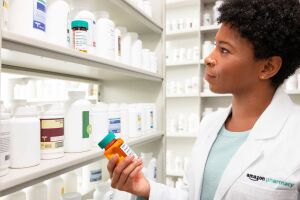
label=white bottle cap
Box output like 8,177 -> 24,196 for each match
128,32 -> 138,40
97,11 -> 109,19
41,103 -> 64,116
14,105 -> 38,117
116,26 -> 127,34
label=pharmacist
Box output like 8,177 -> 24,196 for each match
107,0 -> 300,199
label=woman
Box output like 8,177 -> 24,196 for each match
107,0 -> 300,199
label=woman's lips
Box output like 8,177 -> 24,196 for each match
204,71 -> 216,81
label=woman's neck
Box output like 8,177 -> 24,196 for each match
225,85 -> 276,132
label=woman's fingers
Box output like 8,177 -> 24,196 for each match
111,155 -> 135,188
107,154 -> 119,178
116,158 -> 143,189
124,163 -> 144,185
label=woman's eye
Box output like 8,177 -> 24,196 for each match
220,47 -> 229,54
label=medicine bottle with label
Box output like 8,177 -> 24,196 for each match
98,132 -> 138,163
72,20 -> 88,53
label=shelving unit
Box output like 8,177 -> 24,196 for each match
0,0 -> 165,198
166,29 -> 199,40
0,132 -> 164,196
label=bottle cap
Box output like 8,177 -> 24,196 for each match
71,20 -> 88,29
98,132 -> 116,149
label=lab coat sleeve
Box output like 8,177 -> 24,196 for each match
148,180 -> 189,200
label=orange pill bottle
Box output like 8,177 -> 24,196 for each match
98,132 -> 138,163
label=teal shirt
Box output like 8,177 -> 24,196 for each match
200,126 -> 250,200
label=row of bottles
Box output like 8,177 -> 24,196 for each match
0,91 -> 157,176
2,0 -> 158,73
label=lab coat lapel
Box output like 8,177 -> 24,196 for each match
193,107 -> 232,200
214,88 -> 294,200
213,140 -> 263,200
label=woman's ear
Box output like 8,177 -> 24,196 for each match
258,56 -> 282,80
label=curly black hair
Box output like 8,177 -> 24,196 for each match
218,0 -> 300,88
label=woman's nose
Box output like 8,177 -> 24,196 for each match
204,56 -> 216,67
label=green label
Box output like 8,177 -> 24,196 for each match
82,111 -> 91,138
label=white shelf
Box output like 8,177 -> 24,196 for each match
166,61 -> 200,67
167,133 -> 197,138
166,29 -> 199,40
285,89 -> 300,95
167,94 -> 200,98
0,132 -> 164,196
166,0 -> 198,9
201,92 -> 232,97
200,24 -> 221,32
166,170 -> 184,177
2,31 -> 163,82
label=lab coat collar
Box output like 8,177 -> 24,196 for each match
247,87 -> 294,140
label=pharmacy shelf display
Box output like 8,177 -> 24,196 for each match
0,0 -> 166,198
0,132 -> 164,196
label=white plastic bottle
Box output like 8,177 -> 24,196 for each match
149,52 -> 158,73
0,101 -> 10,177
142,49 -> 151,71
40,104 -> 64,160
213,1 -> 223,24
128,104 -> 142,137
121,32 -> 132,65
2,191 -> 26,200
74,10 -> 96,54
130,32 -> 142,68
8,0 -> 47,41
120,104 -> 129,139
145,103 -> 157,132
82,161 -> 102,193
90,102 -> 108,146
47,0 -> 70,47
65,91 -> 92,152
61,192 -> 82,200
2,0 -> 9,30
137,104 -> 147,133
93,182 -> 110,200
96,11 -> 115,60
10,104 -> 40,168
108,104 -> 121,138
63,171 -> 78,193
26,183 -> 47,200
147,157 -> 157,181
114,27 -> 122,62
46,176 -> 64,200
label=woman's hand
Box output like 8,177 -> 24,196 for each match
107,154 -> 151,198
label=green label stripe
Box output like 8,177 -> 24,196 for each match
38,0 -> 46,5
82,111 -> 91,138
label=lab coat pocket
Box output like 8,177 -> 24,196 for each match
228,180 -> 298,200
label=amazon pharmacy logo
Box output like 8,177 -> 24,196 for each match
247,173 -> 294,188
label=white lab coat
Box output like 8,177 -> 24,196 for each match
149,88 -> 300,200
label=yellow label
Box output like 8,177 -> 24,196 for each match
41,119 -> 64,129
41,141 -> 63,150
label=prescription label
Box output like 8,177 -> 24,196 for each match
120,143 -> 138,158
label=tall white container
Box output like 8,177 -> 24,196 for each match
120,104 -> 129,139
145,103 -> 157,132
130,32 -> 142,68
142,49 -> 151,71
90,102 -> 108,146
108,104 -> 121,138
8,0 -> 47,40
47,0 -> 70,47
2,191 -> 26,200
10,105 -> 40,168
40,104 -> 64,160
149,52 -> 158,73
46,177 -> 64,200
65,91 -> 92,152
74,10 -> 96,54
82,161 -> 103,193
93,182 -> 110,200
96,11 -> 115,60
26,183 -> 47,200
114,27 -> 122,62
0,101 -> 10,177
62,171 -> 78,193
121,32 -> 132,65
128,104 -> 142,137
